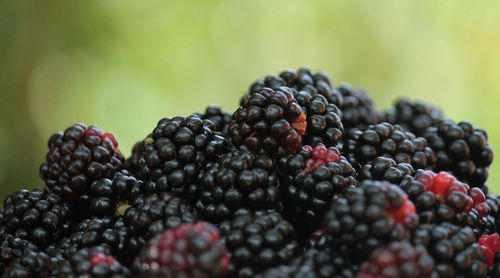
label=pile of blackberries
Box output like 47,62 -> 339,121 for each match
1,67 -> 498,278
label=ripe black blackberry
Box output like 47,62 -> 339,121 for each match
278,144 -> 357,238
2,188 -> 72,248
122,191 -> 198,258
385,98 -> 444,136
0,236 -> 38,274
344,122 -> 437,179
356,240 -> 437,278
316,180 -> 418,267
135,115 -> 230,201
85,170 -> 145,217
337,83 -> 383,139
400,170 -> 495,235
196,148 -> 281,222
134,222 -> 229,278
412,223 -> 487,278
46,216 -> 136,264
2,250 -> 58,278
218,211 -> 300,278
254,248 -> 358,278
39,124 -> 125,201
248,68 -> 344,147
52,246 -> 131,278
196,105 -> 233,135
248,67 -> 343,108
229,87 -> 307,155
422,119 -> 494,190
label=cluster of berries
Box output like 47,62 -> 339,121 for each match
1,67 -> 498,278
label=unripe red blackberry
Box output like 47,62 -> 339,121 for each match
230,87 -> 307,156
135,222 -> 228,278
40,124 -> 125,201
400,170 -> 494,235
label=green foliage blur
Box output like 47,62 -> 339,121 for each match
1,1 -> 499,204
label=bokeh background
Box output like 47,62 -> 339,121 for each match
1,1 -> 499,204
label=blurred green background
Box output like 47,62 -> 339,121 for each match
1,1 -> 499,204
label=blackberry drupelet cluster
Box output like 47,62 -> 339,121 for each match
356,240 -> 437,278
135,115 -> 230,200
134,222 -> 228,278
1,188 -> 72,248
125,141 -> 145,176
344,122 -> 437,184
52,246 -> 131,278
278,144 -> 357,237
422,119 -> 494,191
412,223 -> 487,277
478,233 -> 500,269
196,105 -> 233,135
230,87 -> 307,155
316,180 -> 418,267
39,124 -> 125,201
196,148 -> 281,222
400,170 -> 495,235
219,211 -> 300,278
122,191 -> 198,258
0,236 -> 38,273
337,83 -> 383,139
248,68 -> 344,147
86,170 -> 144,217
385,98 -> 444,137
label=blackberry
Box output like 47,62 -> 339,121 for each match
2,188 -> 72,248
255,248 -> 358,278
248,67 -> 343,108
134,222 -> 229,278
196,105 -> 233,135
2,250 -> 57,278
344,122 -> 437,175
422,119 -> 494,190
400,170 -> 494,235
229,87 -> 307,155
135,115 -> 230,200
86,170 -> 145,217
0,236 -> 38,274
412,223 -> 487,278
39,124 -> 125,201
356,240 -> 437,278
278,144 -> 357,237
337,83 -> 383,139
122,191 -> 198,257
317,180 -> 418,266
46,216 -> 135,263
196,148 -> 281,222
385,98 -> 444,136
52,246 -> 131,278
248,68 -> 344,147
219,211 -> 300,278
